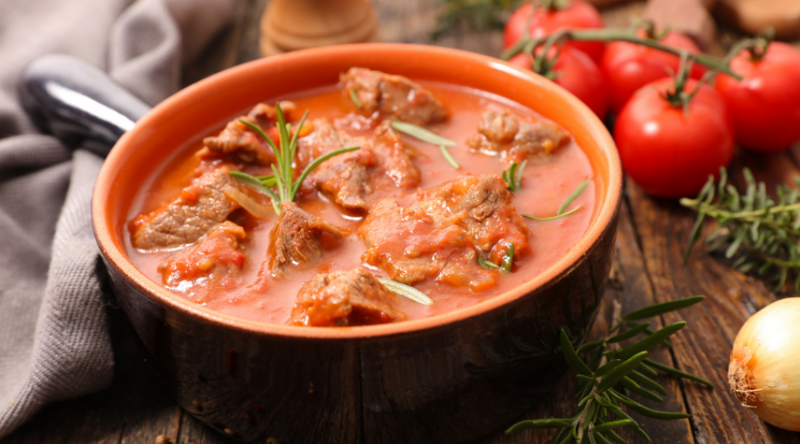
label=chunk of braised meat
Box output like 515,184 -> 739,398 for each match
432,175 -> 531,263
202,101 -> 297,165
306,148 -> 376,211
466,109 -> 569,162
367,120 -> 421,189
269,202 -> 345,278
360,174 -> 531,291
289,267 -> 406,327
132,168 -> 239,250
340,67 -> 448,126
296,118 -> 363,169
158,221 -> 246,290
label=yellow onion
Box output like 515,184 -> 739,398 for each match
729,297 -> 800,431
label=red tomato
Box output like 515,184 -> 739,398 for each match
503,1 -> 605,64
614,78 -> 734,199
715,42 -> 800,152
509,46 -> 609,120
602,30 -> 706,113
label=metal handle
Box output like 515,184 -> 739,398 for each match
18,54 -> 152,157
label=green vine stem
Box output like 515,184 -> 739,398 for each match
502,27 -> 743,81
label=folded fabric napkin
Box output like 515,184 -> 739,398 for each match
0,0 -> 237,437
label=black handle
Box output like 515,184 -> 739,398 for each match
18,54 -> 152,157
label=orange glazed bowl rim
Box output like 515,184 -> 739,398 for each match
92,43 -> 622,340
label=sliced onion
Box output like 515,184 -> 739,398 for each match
223,185 -> 272,219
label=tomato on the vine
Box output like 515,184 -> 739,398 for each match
715,42 -> 800,153
614,78 -> 734,199
602,30 -> 706,113
509,46 -> 609,120
503,1 -> 605,63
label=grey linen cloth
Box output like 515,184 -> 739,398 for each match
0,0 -> 237,437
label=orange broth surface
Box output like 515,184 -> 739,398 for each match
126,82 -> 596,325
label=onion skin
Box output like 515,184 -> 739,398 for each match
729,297 -> 800,431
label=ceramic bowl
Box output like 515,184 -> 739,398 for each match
92,43 -> 621,444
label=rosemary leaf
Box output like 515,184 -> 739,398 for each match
559,179 -> 590,215
559,330 -> 593,376
349,89 -> 362,108
439,145 -> 460,169
606,322 -> 650,343
377,279 -> 433,306
576,339 -> 605,354
621,296 -> 705,320
478,257 -> 501,270
506,418 -> 573,433
643,358 -> 714,388
629,370 -> 668,396
523,206 -> 581,221
500,243 -> 515,273
621,377 -> 664,403
390,120 -> 457,146
292,146 -> 360,198
591,420 -> 633,433
596,351 -> 647,392
594,359 -> 621,377
229,171 -> 278,200
613,322 -> 685,361
602,429 -> 627,444
609,390 -> 690,420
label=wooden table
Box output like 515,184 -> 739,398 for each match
5,1 -> 800,443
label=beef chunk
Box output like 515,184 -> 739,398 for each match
466,109 -> 569,162
360,174 -> 531,291
367,120 -> 421,189
132,169 -> 238,250
296,118 -> 363,169
269,202 -> 345,277
289,267 -> 406,327
158,221 -> 246,289
341,68 -> 448,126
307,148 -> 376,211
202,101 -> 296,165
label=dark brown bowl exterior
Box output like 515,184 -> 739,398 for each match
94,44 -> 621,444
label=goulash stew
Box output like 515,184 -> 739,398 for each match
126,68 -> 595,327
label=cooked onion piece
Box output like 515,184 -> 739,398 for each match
729,297 -> 800,431
222,185 -> 271,219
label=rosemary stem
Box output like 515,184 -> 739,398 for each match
681,199 -> 800,225
574,300 -> 622,443
745,245 -> 800,269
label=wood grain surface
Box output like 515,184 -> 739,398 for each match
5,0 -> 800,443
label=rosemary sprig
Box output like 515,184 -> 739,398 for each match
503,160 -> 527,191
377,278 -> 434,305
681,167 -> 800,292
507,296 -> 710,442
390,120 -> 456,146
230,104 -> 358,215
524,179 -> 590,221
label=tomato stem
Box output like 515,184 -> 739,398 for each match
725,28 -> 774,64
502,27 -> 743,81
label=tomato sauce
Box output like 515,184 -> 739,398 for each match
126,82 -> 596,325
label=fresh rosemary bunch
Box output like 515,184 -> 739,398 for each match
507,296 -> 711,443
681,168 -> 800,292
